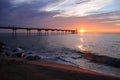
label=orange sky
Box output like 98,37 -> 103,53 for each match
63,18 -> 120,33
0,0 -> 120,33
76,22 -> 120,33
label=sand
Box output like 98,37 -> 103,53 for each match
0,57 -> 120,80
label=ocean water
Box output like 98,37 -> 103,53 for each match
0,33 -> 120,76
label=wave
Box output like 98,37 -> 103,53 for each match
1,42 -> 120,68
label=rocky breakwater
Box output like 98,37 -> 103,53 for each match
83,52 -> 120,68
0,42 -> 41,61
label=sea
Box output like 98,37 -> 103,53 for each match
0,32 -> 120,76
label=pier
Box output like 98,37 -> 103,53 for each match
0,26 -> 77,37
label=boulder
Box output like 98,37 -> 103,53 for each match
0,42 -> 5,52
26,55 -> 41,60
12,52 -> 25,57
89,54 -> 120,68
12,47 -> 25,57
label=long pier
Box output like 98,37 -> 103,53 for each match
0,26 -> 77,36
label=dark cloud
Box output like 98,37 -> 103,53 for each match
0,0 -> 13,24
0,0 -> 57,27
84,10 -> 120,20
0,0 -> 11,10
75,0 -> 91,4
0,0 -> 120,31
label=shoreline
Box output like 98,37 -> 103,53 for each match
0,41 -> 120,80
0,56 -> 120,80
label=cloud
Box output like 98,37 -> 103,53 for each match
41,0 -> 113,17
10,0 -> 32,4
101,19 -> 120,27
0,0 -> 120,31
87,11 -> 120,20
0,0 -> 13,24
115,24 -> 120,26
101,20 -> 120,23
0,0 -> 57,26
84,10 -> 120,27
10,0 -> 49,4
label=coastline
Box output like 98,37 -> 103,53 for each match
0,41 -> 120,80
0,56 -> 120,80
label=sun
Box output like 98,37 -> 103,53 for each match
79,29 -> 86,33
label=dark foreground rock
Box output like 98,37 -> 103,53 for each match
83,53 -> 120,68
0,57 -> 120,80
12,52 -> 25,57
26,55 -> 41,60
0,42 -> 5,52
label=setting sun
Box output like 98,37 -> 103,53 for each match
78,29 -> 86,33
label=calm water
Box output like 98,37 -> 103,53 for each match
0,33 -> 120,76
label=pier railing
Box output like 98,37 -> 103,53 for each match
0,26 -> 77,37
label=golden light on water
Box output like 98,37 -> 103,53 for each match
78,45 -> 86,51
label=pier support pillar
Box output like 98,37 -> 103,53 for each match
12,29 -> 16,37
72,31 -> 77,34
37,30 -> 41,36
12,27 -> 17,37
45,30 -> 49,35
27,29 -> 31,37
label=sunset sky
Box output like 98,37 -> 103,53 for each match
0,0 -> 120,32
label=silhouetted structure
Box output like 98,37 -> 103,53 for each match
0,26 -> 77,37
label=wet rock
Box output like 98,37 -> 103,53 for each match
0,42 -> 5,52
5,52 -> 10,56
12,47 -> 25,57
12,52 -> 25,57
0,42 -> 5,46
84,53 -> 120,68
71,56 -> 82,59
0,53 -> 6,57
83,52 -> 94,60
26,52 -> 33,54
12,47 -> 23,53
3,50 -> 13,56
26,55 -> 41,60
105,56 -> 120,68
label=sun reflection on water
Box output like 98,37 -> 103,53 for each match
78,45 -> 86,51
77,35 -> 86,51
80,38 -> 84,42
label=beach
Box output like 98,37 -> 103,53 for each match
0,56 -> 120,80
0,33 -> 120,80
0,0 -> 120,79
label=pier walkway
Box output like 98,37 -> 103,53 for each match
0,26 -> 77,36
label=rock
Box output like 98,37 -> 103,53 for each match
71,56 -> 82,59
89,54 -> 120,68
5,52 -> 10,56
0,42 -> 5,52
83,52 -> 120,68
26,55 -> 41,60
26,52 -> 33,54
105,56 -> 120,68
12,52 -> 25,57
0,42 -> 5,46
12,47 -> 25,57
12,47 -> 24,53
0,53 -> 6,57
83,52 -> 94,60
3,50 -> 13,56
